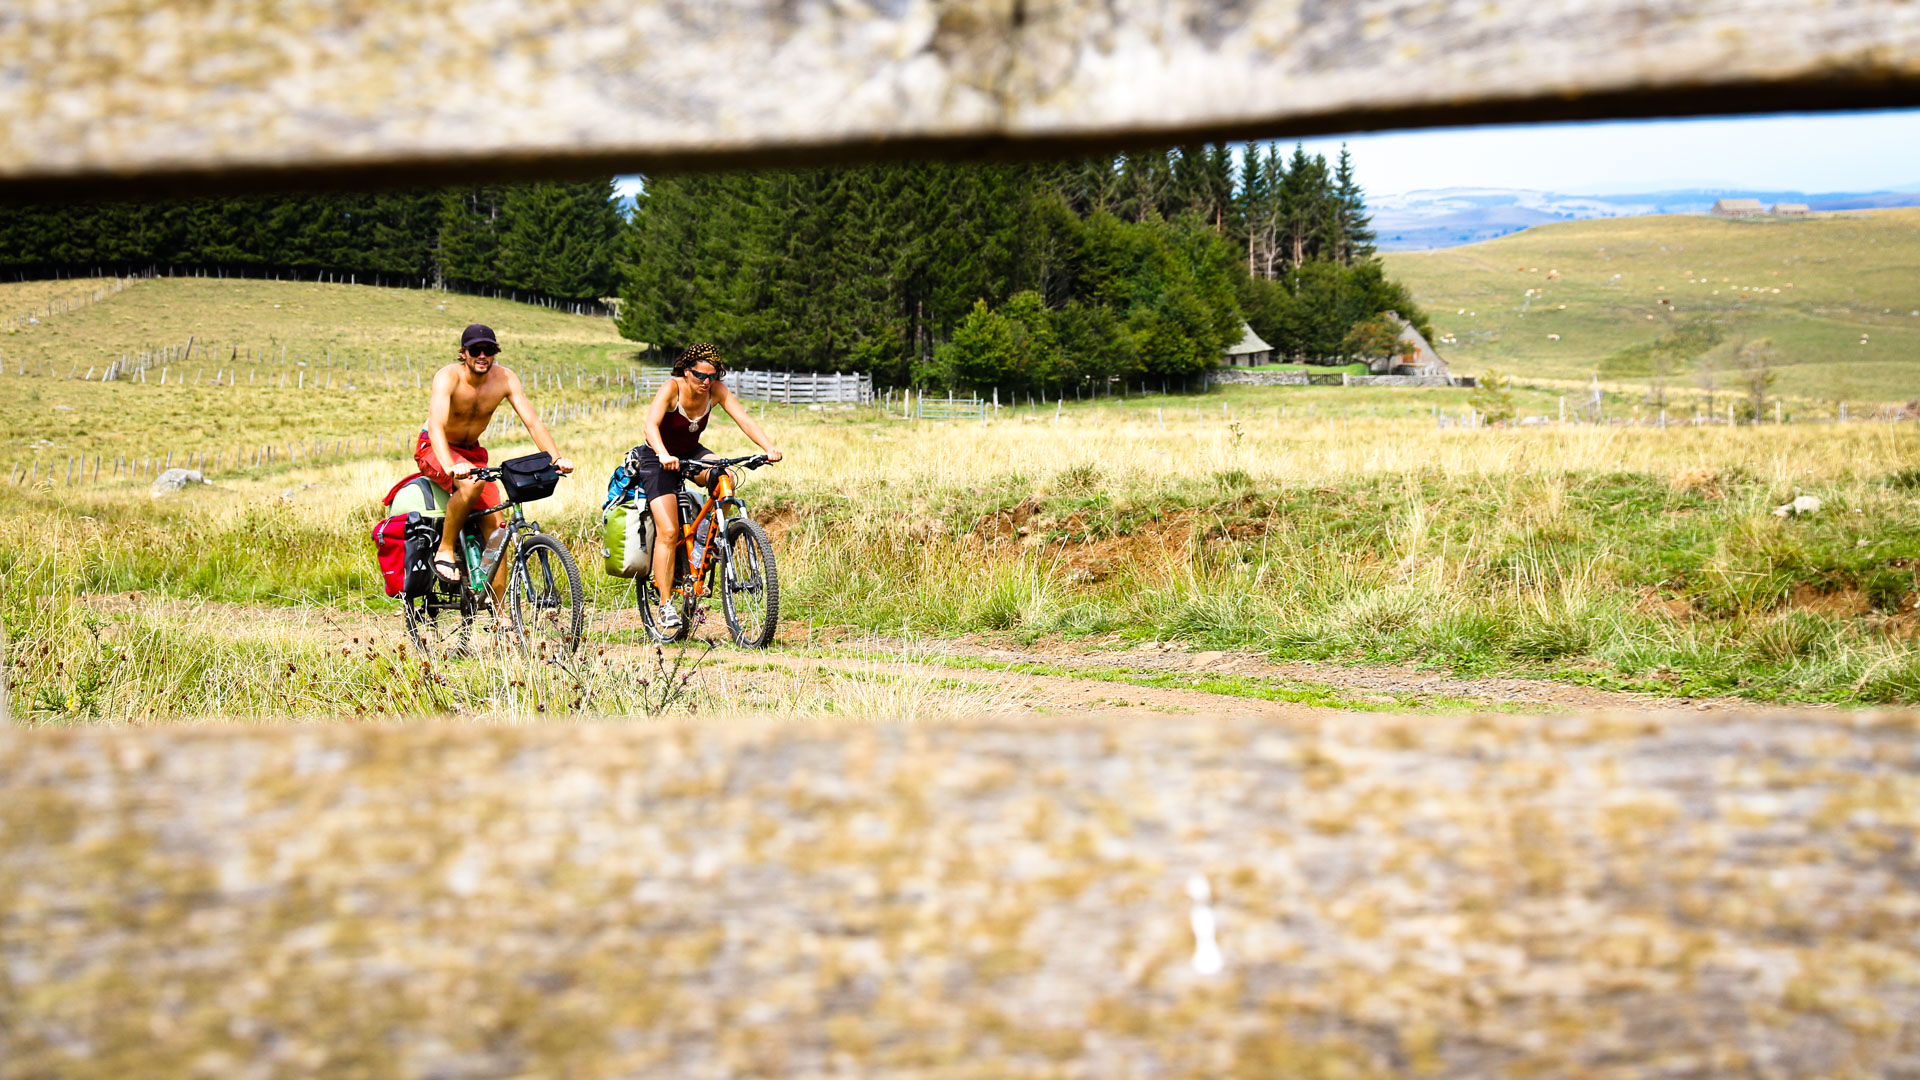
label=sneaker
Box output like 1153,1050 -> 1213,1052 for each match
657,605 -> 684,632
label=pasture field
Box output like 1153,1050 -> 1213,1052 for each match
5,388 -> 1918,723
0,277 -> 638,465
0,275 -> 125,317
3,274 -> 1918,724
1383,209 -> 1920,403
0,274 -> 1593,479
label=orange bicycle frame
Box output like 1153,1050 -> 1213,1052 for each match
676,467 -> 737,597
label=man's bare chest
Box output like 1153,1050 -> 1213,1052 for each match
447,379 -> 509,419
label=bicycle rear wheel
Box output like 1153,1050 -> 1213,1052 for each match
720,518 -> 779,648
403,583 -> 476,659
509,532 -> 585,658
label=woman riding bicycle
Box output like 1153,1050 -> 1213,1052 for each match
628,343 -> 783,632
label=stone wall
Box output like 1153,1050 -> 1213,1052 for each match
3,711 -> 1916,1077
1210,370 -> 1475,389
1345,374 -> 1477,388
1210,369 -> 1308,386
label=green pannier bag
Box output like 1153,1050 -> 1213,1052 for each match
601,500 -> 653,579
387,474 -> 449,518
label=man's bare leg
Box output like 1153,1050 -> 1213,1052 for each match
480,511 -> 510,621
436,476 -> 483,573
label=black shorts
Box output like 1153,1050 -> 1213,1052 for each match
633,444 -> 714,505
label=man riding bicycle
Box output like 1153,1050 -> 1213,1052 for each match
628,343 -> 782,632
420,324 -> 575,611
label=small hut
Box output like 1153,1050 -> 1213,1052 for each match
1772,202 -> 1809,217
1384,313 -> 1448,376
1223,322 -> 1272,367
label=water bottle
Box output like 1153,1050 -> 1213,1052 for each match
462,533 -> 485,588
476,525 -> 509,580
690,517 -> 712,568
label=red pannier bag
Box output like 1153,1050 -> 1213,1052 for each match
372,511 -> 442,597
372,473 -> 447,597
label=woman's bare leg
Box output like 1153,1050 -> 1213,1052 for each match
648,492 -> 682,599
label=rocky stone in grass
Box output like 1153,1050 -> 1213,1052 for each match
149,468 -> 209,496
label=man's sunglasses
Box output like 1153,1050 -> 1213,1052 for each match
466,345 -> 499,358
687,369 -> 722,382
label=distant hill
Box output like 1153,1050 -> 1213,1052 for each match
1373,186 -> 1920,251
1380,209 -> 1920,402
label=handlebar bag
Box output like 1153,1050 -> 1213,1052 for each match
500,452 -> 559,503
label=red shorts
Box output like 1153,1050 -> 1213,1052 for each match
415,432 -> 504,510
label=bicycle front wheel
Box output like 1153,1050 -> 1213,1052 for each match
720,517 -> 780,648
509,532 -> 586,658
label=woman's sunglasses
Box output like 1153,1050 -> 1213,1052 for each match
466,345 -> 499,358
687,369 -> 722,382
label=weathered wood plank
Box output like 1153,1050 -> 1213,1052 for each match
1,1 -> 1917,198
3,711 -> 1917,1076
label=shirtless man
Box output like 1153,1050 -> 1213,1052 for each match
417,324 -> 574,597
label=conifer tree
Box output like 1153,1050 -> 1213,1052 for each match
1332,145 -> 1376,265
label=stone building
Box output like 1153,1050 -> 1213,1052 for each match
1383,313 -> 1449,376
1712,198 -> 1765,217
1222,322 -> 1273,367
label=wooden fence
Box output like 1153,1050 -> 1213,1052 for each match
2,358 -> 895,487
912,394 -> 986,421
4,385 -> 654,490
727,370 -> 872,405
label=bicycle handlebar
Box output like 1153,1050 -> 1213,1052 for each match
678,454 -> 772,473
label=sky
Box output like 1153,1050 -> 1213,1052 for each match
1291,109 -> 1920,197
614,108 -> 1920,201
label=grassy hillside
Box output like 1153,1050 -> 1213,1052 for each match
1383,209 -> 1920,403
0,277 -> 636,465
0,275 -> 628,368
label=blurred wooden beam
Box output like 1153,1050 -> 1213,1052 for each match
5,711 -> 1918,1075
2,0 -> 1918,198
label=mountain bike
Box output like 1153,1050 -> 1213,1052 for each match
636,453 -> 780,648
402,463 -> 585,660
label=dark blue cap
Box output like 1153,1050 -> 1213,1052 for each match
460,324 -> 498,350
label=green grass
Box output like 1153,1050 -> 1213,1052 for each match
1383,209 -> 1920,402
774,462 -> 1920,704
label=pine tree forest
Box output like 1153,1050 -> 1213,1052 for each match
0,144 -> 1429,390
620,144 -> 1430,393
0,181 -> 625,307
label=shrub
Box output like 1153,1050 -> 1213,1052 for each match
1469,371 -> 1517,424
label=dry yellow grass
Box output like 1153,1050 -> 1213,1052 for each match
0,274 -> 123,312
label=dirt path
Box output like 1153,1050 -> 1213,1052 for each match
84,593 -> 1757,718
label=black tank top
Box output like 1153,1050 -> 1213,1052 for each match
660,403 -> 710,457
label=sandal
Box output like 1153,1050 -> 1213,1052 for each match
432,552 -> 462,584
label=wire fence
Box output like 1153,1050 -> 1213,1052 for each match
0,272 -> 150,334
